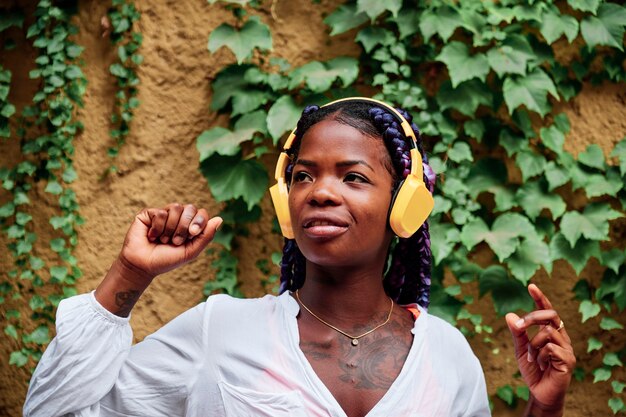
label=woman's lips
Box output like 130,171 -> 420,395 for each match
303,219 -> 349,239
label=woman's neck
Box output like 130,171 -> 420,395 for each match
297,261 -> 391,323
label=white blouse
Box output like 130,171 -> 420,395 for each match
24,291 -> 490,417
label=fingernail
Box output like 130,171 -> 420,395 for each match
527,352 -> 533,362
173,236 -> 183,245
160,236 -> 169,244
539,362 -> 545,371
216,219 -> 223,231
190,224 -> 200,234
516,318 -> 525,328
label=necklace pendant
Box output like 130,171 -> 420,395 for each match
351,338 -> 359,346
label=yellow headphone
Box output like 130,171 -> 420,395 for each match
268,97 -> 434,239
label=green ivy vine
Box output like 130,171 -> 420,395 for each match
0,0 -> 86,371
199,0 -> 626,413
104,0 -> 142,176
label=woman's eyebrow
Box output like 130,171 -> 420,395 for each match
295,159 -> 374,172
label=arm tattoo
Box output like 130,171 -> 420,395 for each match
114,290 -> 140,316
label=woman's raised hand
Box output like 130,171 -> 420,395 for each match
118,203 -> 223,283
96,204 -> 222,316
505,284 -> 576,416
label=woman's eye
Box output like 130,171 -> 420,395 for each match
344,173 -> 368,183
293,172 -> 312,182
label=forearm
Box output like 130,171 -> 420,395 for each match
95,257 -> 155,317
522,396 -> 564,417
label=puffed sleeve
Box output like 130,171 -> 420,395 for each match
24,291 -> 208,417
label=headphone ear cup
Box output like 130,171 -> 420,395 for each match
269,178 -> 294,239
389,174 -> 434,238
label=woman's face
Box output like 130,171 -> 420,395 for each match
288,117 -> 395,269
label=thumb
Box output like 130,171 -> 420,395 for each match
185,216 -> 223,258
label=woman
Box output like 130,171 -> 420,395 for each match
24,98 -> 575,417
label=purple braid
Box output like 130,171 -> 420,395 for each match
277,100 -> 435,308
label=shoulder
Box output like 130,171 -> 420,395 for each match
421,311 -> 481,364
205,293 -> 285,321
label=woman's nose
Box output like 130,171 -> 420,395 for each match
307,178 -> 341,206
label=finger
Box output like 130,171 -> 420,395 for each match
161,203 -> 183,244
528,283 -> 554,310
515,309 -> 561,330
189,208 -> 209,237
527,324 -> 571,363
505,312 -> 531,360
536,343 -> 576,373
171,204 -> 197,246
135,208 -> 167,241
185,217 -> 222,258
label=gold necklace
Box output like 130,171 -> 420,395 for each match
295,290 -> 394,347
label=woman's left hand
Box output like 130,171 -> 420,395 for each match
505,284 -> 576,413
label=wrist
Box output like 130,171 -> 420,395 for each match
524,395 -> 564,417
94,257 -> 155,317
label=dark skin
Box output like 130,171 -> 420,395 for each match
95,118 -> 575,417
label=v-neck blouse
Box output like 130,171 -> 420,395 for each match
24,291 -> 490,417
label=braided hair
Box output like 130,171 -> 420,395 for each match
278,100 -> 435,308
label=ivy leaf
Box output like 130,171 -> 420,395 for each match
24,325 -> 50,345
267,95 -> 302,144
580,3 -> 626,51
289,58 -> 359,93
50,266 -> 68,282
479,266 -> 534,316
549,233 -> 601,275
610,138 -> 626,176
447,141 -> 473,163
496,385 -> 515,406
461,213 -> 534,261
567,0 -> 600,14
419,5 -> 463,42
516,180 -> 566,220
356,0 -> 402,20
540,125 -> 565,155
559,203 -> 622,247
395,9 -> 420,39
196,127 -> 257,159
587,337 -> 603,353
45,181 -> 63,195
487,35 -> 535,77
436,41 -> 489,88
578,144 -> 605,170
9,350 -> 28,367
208,16 -> 272,63
583,169 -> 623,198
430,222 -> 461,265
436,80 -> 493,117
0,10 -> 24,31
601,248 -> 626,274
540,7 -> 578,44
579,299 -> 601,322
612,381 -> 626,394
516,151 -> 546,181
506,237 -> 551,284
210,65 -> 251,111
600,317 -> 624,331
200,154 -> 268,209
231,89 -> 270,117
503,68 -> 558,116
356,27 -> 394,53
323,4 -> 368,36
603,352 -> 624,367
609,398 -> 626,414
593,368 -> 612,383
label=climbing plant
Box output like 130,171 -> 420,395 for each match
0,0 -> 86,371
104,0 -> 142,176
199,0 -> 626,413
